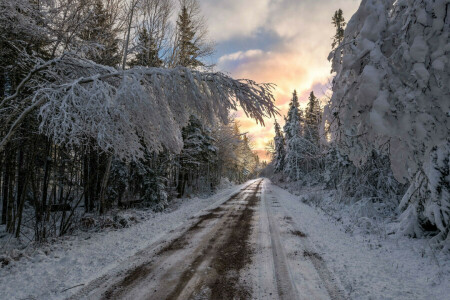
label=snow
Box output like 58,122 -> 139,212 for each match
410,36 -> 428,63
0,181 -> 253,300
326,0 -> 450,240
2,178 -> 448,299
266,180 -> 450,299
412,62 -> 430,86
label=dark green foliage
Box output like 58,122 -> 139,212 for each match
176,6 -> 203,68
332,9 -> 346,50
304,91 -> 321,144
273,120 -> 285,173
79,0 -> 120,67
130,27 -> 162,68
177,115 -> 217,197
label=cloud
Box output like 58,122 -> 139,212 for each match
218,49 -> 264,64
200,0 -> 271,41
208,0 -> 361,159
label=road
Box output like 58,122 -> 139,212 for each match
70,179 -> 345,300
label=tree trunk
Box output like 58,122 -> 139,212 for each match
15,168 -> 29,238
98,155 -> 112,214
40,142 -> 51,223
1,155 -> 10,225
83,153 -> 89,213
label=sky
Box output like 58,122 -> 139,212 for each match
199,0 -> 361,161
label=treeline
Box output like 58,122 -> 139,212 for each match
272,2 -> 449,249
0,0 -> 269,241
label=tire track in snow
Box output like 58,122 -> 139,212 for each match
263,187 -> 299,300
266,181 -> 347,300
68,180 -> 262,300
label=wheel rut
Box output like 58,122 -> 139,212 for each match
74,180 -> 263,300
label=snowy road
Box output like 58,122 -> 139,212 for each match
1,183 -> 446,300
69,179 -> 345,300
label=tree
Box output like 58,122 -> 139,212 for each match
304,91 -> 321,144
273,120 -> 286,173
283,90 -> 301,140
331,9 -> 346,50
283,91 -> 304,181
177,115 -> 217,197
130,27 -> 163,67
135,0 -> 173,67
326,0 -> 449,244
79,0 -> 121,66
175,5 -> 202,68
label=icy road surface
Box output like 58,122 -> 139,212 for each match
69,179 -> 345,300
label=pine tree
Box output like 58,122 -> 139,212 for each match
176,5 -> 203,68
79,0 -> 120,67
273,120 -> 286,173
304,91 -> 321,144
283,90 -> 304,180
331,9 -> 346,50
130,27 -> 162,68
283,90 -> 302,140
177,115 -> 217,196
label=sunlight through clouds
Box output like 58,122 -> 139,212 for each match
201,0 -> 361,160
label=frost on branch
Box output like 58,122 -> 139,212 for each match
12,55 -> 276,160
326,0 -> 449,240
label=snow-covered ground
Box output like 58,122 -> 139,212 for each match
0,180 -> 253,300
266,180 -> 449,299
1,178 -> 448,299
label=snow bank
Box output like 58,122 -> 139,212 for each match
269,180 -> 449,299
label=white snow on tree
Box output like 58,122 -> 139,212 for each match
283,91 -> 305,181
273,120 -> 286,173
0,54 -> 276,161
326,0 -> 450,243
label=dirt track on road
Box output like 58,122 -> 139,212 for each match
70,179 -> 344,300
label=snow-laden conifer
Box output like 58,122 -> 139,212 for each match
273,120 -> 286,173
326,0 -> 450,242
283,91 -> 304,181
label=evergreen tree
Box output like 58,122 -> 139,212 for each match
283,90 -> 304,180
130,27 -> 162,68
79,0 -> 120,67
273,120 -> 286,173
331,9 -> 346,50
283,90 -> 302,140
175,5 -> 203,68
304,91 -> 321,144
177,115 -> 217,196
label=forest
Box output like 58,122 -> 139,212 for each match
0,0 -> 449,299
270,1 -> 449,250
0,0 -> 275,242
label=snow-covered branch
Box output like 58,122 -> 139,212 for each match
0,55 -> 276,160
326,0 -> 450,240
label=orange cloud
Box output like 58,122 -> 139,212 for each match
219,49 -> 332,157
213,0 -> 361,160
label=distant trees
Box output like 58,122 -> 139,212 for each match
274,90 -> 323,181
273,120 -> 285,173
283,91 -> 304,180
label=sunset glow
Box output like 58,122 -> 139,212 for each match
201,0 -> 360,161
